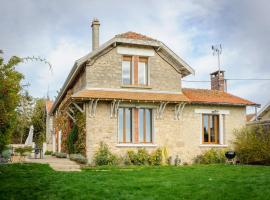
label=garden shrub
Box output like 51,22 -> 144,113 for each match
45,150 -> 53,155
125,148 -> 164,166
136,149 -> 149,165
67,125 -> 78,154
193,148 -> 226,164
69,154 -> 88,164
55,152 -> 67,158
1,148 -> 11,162
149,148 -> 162,165
94,142 -> 118,166
15,146 -> 32,156
234,125 -> 270,165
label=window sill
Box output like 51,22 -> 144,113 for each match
116,143 -> 157,147
199,144 -> 228,148
121,85 -> 152,89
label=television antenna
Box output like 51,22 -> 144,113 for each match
212,44 -> 222,72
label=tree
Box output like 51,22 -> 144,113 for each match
0,55 -> 24,152
31,98 -> 46,148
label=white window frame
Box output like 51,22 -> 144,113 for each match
195,109 -> 229,147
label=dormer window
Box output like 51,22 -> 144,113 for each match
122,56 -> 148,86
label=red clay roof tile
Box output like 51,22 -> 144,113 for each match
115,32 -> 156,41
182,88 -> 257,106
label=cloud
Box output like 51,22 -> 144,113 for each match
1,0 -> 270,110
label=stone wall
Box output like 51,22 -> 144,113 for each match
85,46 -> 182,92
85,101 -> 246,164
72,70 -> 86,94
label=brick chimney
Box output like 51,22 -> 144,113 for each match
210,70 -> 226,91
91,18 -> 100,51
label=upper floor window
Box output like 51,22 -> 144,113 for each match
122,56 -> 132,85
138,57 -> 148,85
203,114 -> 219,144
122,56 -> 148,86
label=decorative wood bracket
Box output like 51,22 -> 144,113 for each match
88,99 -> 99,117
110,100 -> 121,118
66,111 -> 75,122
174,102 -> 186,120
72,102 -> 84,113
156,102 -> 168,119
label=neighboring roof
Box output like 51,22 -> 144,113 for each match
246,114 -> 256,122
46,100 -> 53,113
50,31 -> 195,114
72,89 -> 190,102
251,101 -> 270,121
182,88 -> 257,106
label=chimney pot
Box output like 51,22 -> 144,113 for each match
91,18 -> 100,51
210,70 -> 226,91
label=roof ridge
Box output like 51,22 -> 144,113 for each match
115,31 -> 157,41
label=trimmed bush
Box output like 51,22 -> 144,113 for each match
55,152 -> 67,158
69,154 -> 87,164
94,142 -> 118,166
45,150 -> 53,155
15,146 -> 32,156
193,148 -> 226,164
234,125 -> 270,165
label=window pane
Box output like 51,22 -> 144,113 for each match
125,108 -> 132,143
138,61 -> 147,85
210,115 -> 215,142
139,109 -> 144,143
203,115 -> 209,142
214,115 -> 219,143
118,108 -> 123,143
145,109 -> 152,143
122,60 -> 131,84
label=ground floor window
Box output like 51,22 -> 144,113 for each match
118,107 -> 153,144
202,114 -> 219,144
118,108 -> 132,143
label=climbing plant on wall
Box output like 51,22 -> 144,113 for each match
74,112 -> 86,156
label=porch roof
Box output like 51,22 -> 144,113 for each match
182,88 -> 258,106
71,89 -> 190,102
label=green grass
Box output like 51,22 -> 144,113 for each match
1,164 -> 270,200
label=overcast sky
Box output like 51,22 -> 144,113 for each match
1,0 -> 270,112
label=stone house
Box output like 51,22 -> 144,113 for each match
49,19 -> 257,163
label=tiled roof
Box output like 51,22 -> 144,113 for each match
182,88 -> 257,106
115,32 -> 156,41
71,88 -> 256,106
46,100 -> 54,113
72,89 -> 189,102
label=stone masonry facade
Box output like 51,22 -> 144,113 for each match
86,102 -> 246,163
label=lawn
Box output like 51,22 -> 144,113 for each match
1,164 -> 270,200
